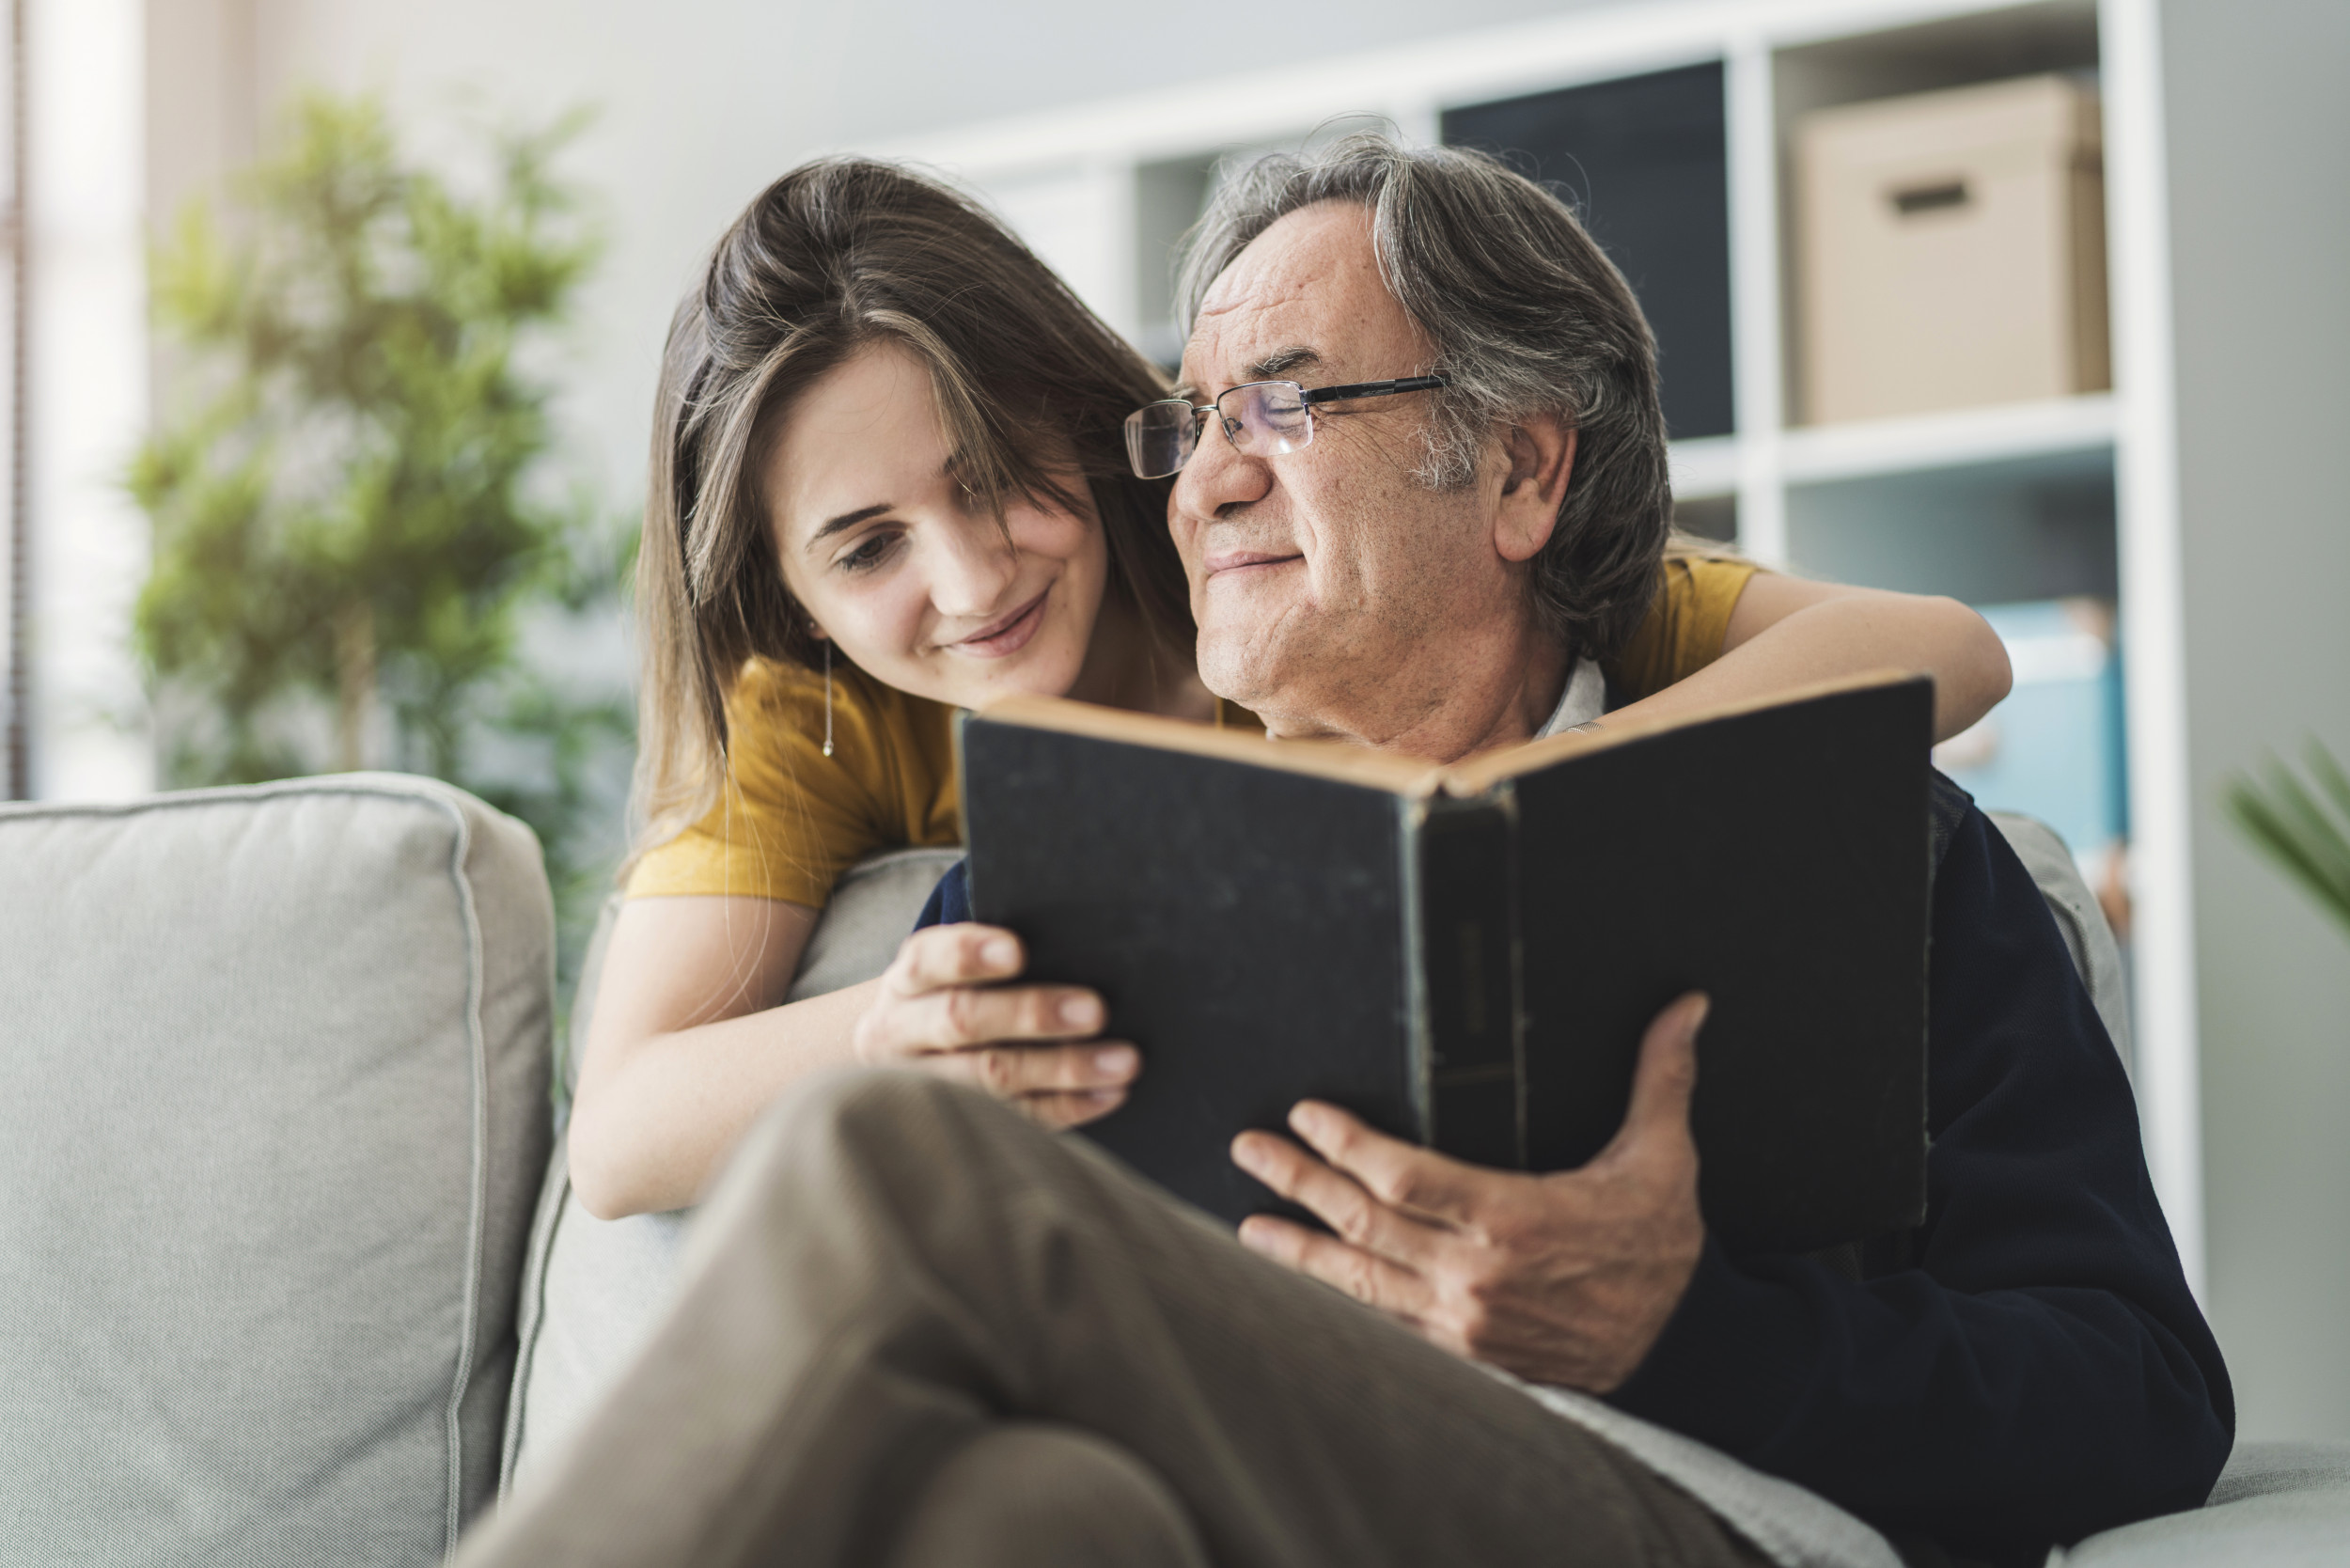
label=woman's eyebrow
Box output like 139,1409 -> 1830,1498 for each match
807,503 -> 891,551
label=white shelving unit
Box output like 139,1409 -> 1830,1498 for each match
885,0 -> 2201,1286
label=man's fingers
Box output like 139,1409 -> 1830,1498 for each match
887,924 -> 1029,996
1235,1214 -> 1434,1320
923,1042 -> 1139,1101
1285,1101 -> 1485,1226
1230,1129 -> 1445,1266
1602,991 -> 1707,1165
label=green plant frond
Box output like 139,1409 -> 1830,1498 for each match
2226,744 -> 2350,939
2268,766 -> 2350,885
2307,742 -> 2350,830
2227,785 -> 2342,906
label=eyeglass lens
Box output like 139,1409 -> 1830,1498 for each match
1121,382 -> 1315,480
1123,402 -> 1198,480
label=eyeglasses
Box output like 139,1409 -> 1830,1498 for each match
1122,375 -> 1449,480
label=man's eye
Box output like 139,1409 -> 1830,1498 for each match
838,533 -> 897,573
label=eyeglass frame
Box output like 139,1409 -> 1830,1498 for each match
1122,374 -> 1449,479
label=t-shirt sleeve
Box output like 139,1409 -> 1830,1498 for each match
1603,553 -> 1762,701
624,662 -> 927,908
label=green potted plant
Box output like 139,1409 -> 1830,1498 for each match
131,92 -> 630,980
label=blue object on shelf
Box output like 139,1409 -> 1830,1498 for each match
1934,600 -> 2127,865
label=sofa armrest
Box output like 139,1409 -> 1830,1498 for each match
0,776 -> 555,1566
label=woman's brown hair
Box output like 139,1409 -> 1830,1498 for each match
630,158 -> 1188,866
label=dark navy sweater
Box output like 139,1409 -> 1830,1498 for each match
915,798 -> 2232,1563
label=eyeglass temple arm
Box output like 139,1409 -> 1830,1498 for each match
1298,375 -> 1449,405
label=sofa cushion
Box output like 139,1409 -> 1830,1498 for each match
0,776 -> 554,1567
503,845 -> 959,1485
2055,1439 -> 2350,1564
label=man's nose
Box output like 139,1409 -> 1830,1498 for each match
1173,408 -> 1272,525
927,518 -> 1020,617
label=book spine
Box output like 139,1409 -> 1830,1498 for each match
1400,791 -> 1525,1169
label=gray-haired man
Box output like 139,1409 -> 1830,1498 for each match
459,139 -> 2227,1568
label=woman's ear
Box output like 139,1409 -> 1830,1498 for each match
1495,417 -> 1577,564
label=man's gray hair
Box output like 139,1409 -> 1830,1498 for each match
1179,133 -> 1671,664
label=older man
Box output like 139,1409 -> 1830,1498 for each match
460,139 -> 2228,1568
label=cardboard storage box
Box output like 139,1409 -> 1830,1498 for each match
1796,73 -> 2109,425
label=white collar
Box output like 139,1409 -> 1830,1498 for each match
1534,657 -> 1606,740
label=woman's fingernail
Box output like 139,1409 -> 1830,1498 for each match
1094,1045 -> 1136,1078
982,937 -> 1018,969
1061,996 -> 1103,1029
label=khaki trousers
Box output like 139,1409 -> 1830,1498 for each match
458,1072 -> 1766,1568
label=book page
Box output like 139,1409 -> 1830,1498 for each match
974,693 -> 1446,796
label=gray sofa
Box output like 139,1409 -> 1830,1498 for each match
2,775 -> 2342,1566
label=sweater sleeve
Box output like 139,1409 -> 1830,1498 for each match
1606,807 -> 2232,1565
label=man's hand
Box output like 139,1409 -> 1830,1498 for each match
1230,992 -> 1710,1393
852,924 -> 1139,1129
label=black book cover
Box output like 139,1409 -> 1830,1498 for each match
960,675 -> 1932,1252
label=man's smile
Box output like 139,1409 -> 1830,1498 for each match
1201,547 -> 1305,579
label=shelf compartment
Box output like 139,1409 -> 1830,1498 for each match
1785,440 -> 2115,606
1772,0 -> 2105,431
1442,61 -> 1733,441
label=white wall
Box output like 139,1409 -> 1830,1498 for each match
2163,0 -> 2350,1443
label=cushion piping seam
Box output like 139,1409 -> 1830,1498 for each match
499,1143 -> 572,1494
437,793 -> 494,1556
0,773 -> 491,823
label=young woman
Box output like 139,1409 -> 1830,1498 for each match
567,158 -> 2012,1219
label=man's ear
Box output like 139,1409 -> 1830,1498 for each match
1494,416 -> 1577,564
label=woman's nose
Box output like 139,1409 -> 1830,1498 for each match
927,518 -> 1020,618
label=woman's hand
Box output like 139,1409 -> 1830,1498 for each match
853,923 -> 1139,1129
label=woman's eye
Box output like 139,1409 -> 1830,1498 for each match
837,532 -> 898,573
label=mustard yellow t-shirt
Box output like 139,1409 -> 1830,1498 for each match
625,553 -> 1761,907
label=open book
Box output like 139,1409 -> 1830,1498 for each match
958,673 -> 1933,1252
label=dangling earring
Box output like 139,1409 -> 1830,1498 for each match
821,638 -> 835,759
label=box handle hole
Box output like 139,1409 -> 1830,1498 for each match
1888,179 -> 1971,217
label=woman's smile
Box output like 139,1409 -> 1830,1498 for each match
945,586 -> 1054,660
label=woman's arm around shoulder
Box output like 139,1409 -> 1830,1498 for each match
1608,563 -> 2011,744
